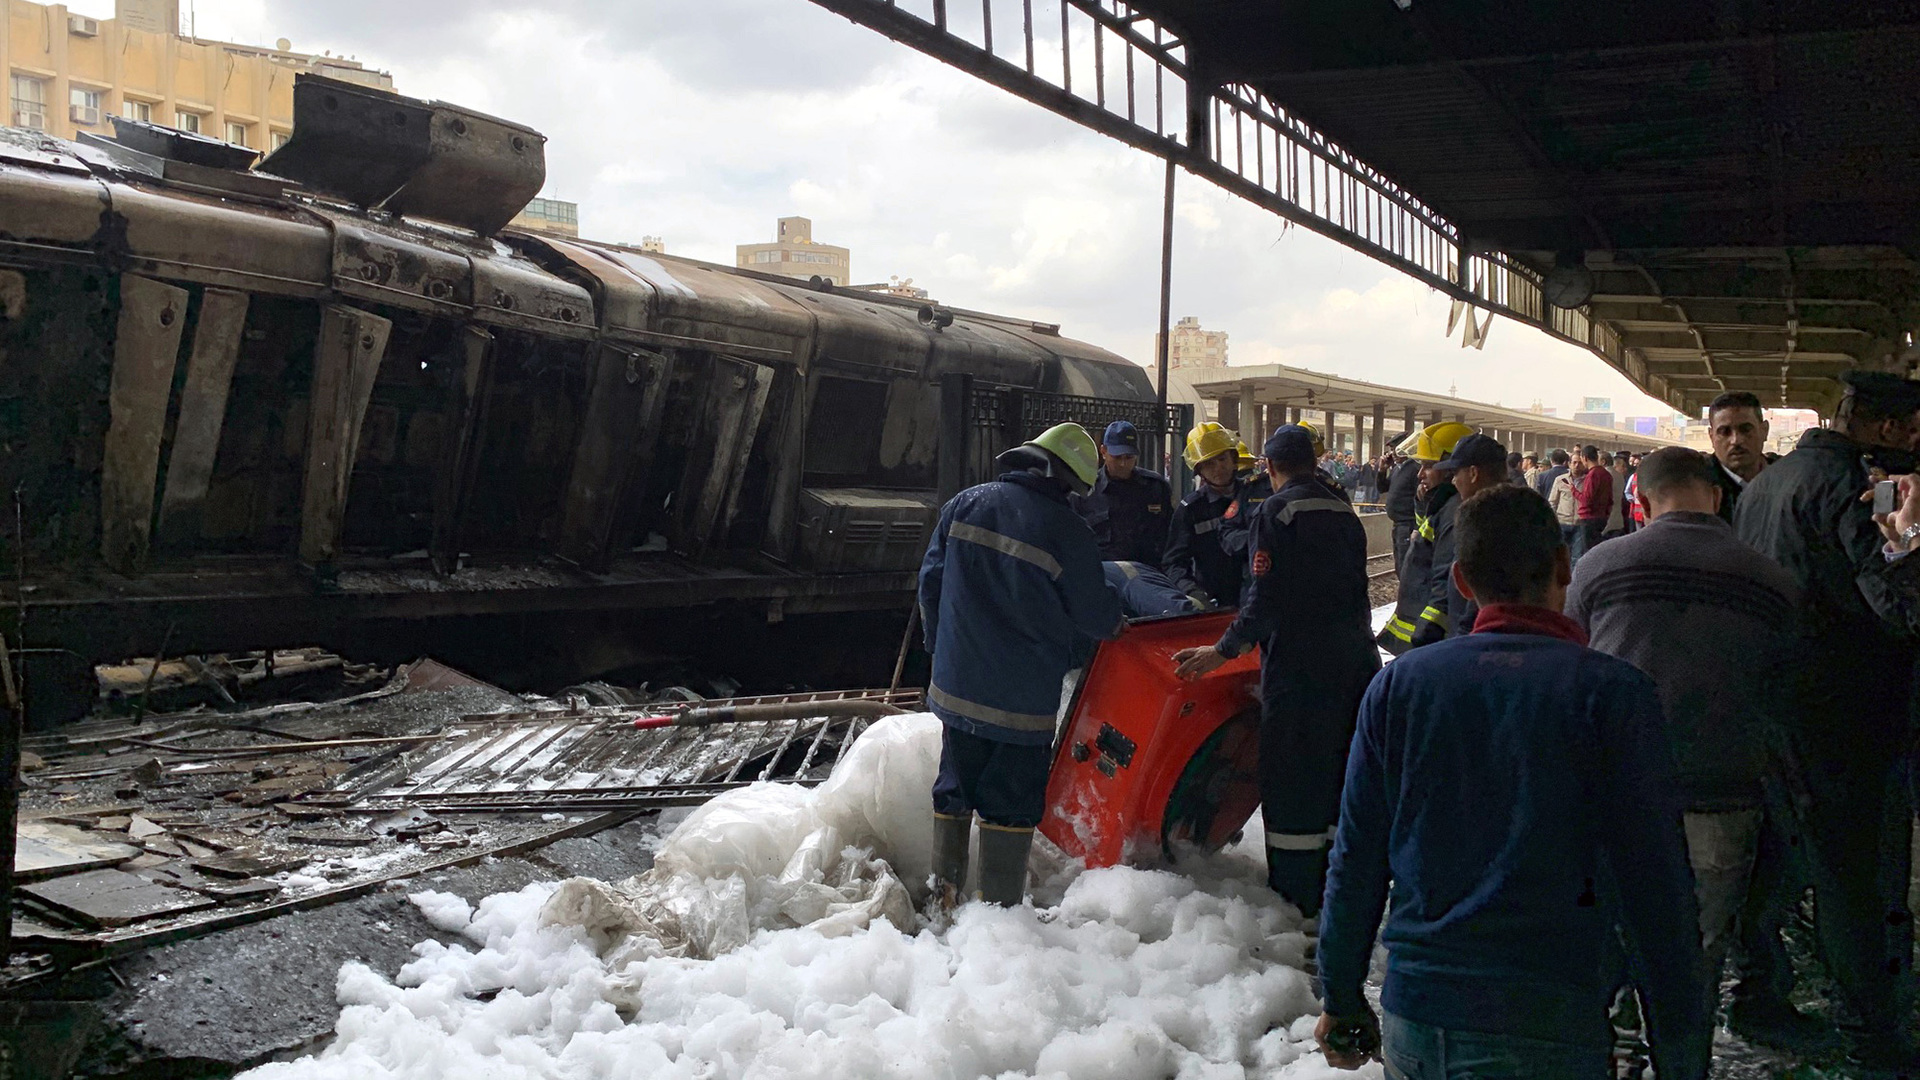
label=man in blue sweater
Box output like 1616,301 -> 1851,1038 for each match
1315,485 -> 1711,1079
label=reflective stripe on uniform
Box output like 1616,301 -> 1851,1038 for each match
1419,605 -> 1450,629
1414,514 -> 1435,541
1114,560 -> 1142,579
1274,497 -> 1358,525
1266,828 -> 1335,851
928,682 -> 1057,732
948,520 -> 1063,580
1192,517 -> 1221,535
1383,616 -> 1416,643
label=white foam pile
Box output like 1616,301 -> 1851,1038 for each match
240,713 -> 1378,1080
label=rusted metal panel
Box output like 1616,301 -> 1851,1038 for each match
0,165 -> 108,252
559,345 -> 672,571
156,288 -> 250,548
316,211 -> 470,317
108,183 -> 331,298
468,247 -> 595,340
679,357 -> 775,553
299,306 -> 393,565
101,275 -> 190,574
430,327 -> 495,572
529,237 -> 657,337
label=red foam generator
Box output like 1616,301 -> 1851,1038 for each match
1040,609 -> 1264,867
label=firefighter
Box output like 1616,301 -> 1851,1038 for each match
1163,422 -> 1245,606
919,422 -> 1124,910
1170,424 -> 1380,915
1376,421 -> 1475,655
1071,420 -> 1173,565
1222,422 -> 1342,572
1731,370 -> 1920,1061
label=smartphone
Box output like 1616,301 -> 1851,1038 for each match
1874,479 -> 1899,516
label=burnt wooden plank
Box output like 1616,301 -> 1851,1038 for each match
101,275 -> 190,573
299,305 -> 392,564
20,868 -> 217,927
156,287 -> 250,547
14,823 -> 141,882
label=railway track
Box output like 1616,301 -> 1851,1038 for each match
1367,553 -> 1397,581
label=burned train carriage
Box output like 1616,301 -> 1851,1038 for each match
0,76 -> 1158,712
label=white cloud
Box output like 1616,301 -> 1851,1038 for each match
150,0 -> 1677,421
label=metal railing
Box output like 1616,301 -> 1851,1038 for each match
807,0 -> 1630,374
939,372 -> 1194,499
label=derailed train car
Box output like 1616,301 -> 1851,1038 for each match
0,76 -> 1160,719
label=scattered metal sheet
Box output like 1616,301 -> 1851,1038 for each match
20,869 -> 218,928
335,688 -> 921,814
14,824 -> 142,882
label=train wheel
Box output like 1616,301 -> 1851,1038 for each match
1160,706 -> 1262,861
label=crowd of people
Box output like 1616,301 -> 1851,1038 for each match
913,372 -> 1920,1077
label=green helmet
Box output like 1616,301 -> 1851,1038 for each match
1024,422 -> 1102,495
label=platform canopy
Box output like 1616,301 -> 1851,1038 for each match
1178,362 -> 1681,459
809,0 -> 1920,416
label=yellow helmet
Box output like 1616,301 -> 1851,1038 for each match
1408,421 -> 1476,463
1183,422 -> 1239,468
1024,422 -> 1101,494
1236,439 -> 1257,469
1295,420 -> 1327,458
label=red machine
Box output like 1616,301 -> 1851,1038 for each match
1040,610 -> 1264,867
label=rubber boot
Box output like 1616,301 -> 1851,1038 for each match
975,823 -> 1035,907
931,812 -> 972,914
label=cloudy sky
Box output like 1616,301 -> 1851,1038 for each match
81,0 -> 1681,419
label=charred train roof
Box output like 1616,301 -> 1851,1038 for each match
0,124 -> 1152,402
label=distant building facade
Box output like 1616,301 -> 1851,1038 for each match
1572,396 -> 1614,431
5,0 -> 392,151
855,276 -> 928,300
735,217 -> 850,286
509,196 -> 579,237
1153,316 -> 1229,370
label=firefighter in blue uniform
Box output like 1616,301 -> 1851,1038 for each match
1170,424 -> 1380,915
919,422 -> 1124,909
1163,423 -> 1245,606
1376,421 -> 1475,655
1220,421 -> 1348,573
1072,420 -> 1173,565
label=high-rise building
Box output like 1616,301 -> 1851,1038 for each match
509,196 -> 579,237
1153,316 -> 1229,370
735,217 -> 851,286
4,1 -> 393,151
1573,395 -> 1615,430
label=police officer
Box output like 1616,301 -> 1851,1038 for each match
1170,424 -> 1379,915
1383,440 -> 1423,575
1163,422 -> 1244,606
920,423 -> 1124,910
1377,421 -> 1474,655
1071,420 -> 1173,565
1732,371 -> 1920,1063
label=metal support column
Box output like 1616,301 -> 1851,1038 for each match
1155,159 -> 1175,411
1403,405 -> 1417,440
1239,385 -> 1259,444
1371,403 -> 1386,461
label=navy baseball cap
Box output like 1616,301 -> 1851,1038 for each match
1262,424 -> 1317,469
1102,420 -> 1141,456
1432,432 -> 1506,474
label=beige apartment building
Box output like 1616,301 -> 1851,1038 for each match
5,0 -> 391,155
736,217 -> 851,286
1153,315 -> 1229,370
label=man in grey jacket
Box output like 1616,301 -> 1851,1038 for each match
1565,448 -> 1799,1034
